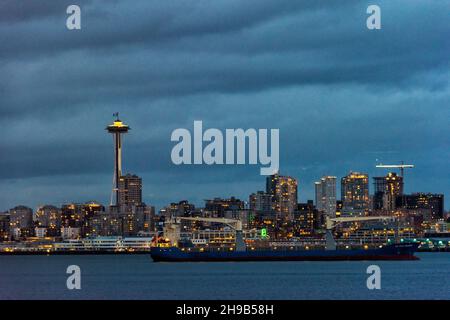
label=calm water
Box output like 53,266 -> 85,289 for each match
0,253 -> 449,300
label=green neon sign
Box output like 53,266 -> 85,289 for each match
261,228 -> 267,238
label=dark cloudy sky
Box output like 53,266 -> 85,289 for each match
0,0 -> 449,212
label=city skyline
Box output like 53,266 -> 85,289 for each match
1,1 -> 449,210
0,112 -> 446,213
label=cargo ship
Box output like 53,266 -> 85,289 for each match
150,216 -> 420,262
150,242 -> 419,262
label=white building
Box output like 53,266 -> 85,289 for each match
315,176 -> 337,218
35,227 -> 47,238
61,227 -> 81,239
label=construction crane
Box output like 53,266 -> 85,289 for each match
375,161 -> 414,178
325,216 -> 395,250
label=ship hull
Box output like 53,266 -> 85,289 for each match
150,243 -> 419,262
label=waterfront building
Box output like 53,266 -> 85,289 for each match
0,213 -> 10,241
90,211 -> 120,237
121,204 -> 152,236
61,226 -> 81,239
266,173 -> 298,220
96,203 -> 154,237
61,203 -> 84,229
53,236 -> 155,252
34,227 -> 47,238
397,193 -> 444,220
35,205 -> 61,237
9,205 -> 34,239
341,172 -> 369,216
315,176 -> 337,219
61,202 -> 105,237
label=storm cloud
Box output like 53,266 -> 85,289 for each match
0,0 -> 449,210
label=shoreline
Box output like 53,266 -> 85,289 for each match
1,248 -> 449,256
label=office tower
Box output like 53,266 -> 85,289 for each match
266,173 -> 298,220
35,205 -> 61,237
397,193 -> 444,220
341,172 -> 369,216
106,114 -> 130,206
314,176 -> 337,218
118,174 -> 142,207
249,191 -> 272,213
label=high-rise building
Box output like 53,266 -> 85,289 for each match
118,174 -> 142,207
314,176 -> 336,219
249,191 -> 272,213
384,172 -> 403,211
341,172 -> 369,216
266,173 -> 298,220
373,172 -> 403,212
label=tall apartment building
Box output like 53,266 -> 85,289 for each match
315,176 -> 337,219
266,173 -> 298,220
118,174 -> 142,207
373,172 -> 403,212
341,172 -> 369,216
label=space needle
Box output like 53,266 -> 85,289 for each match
106,113 -> 130,206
